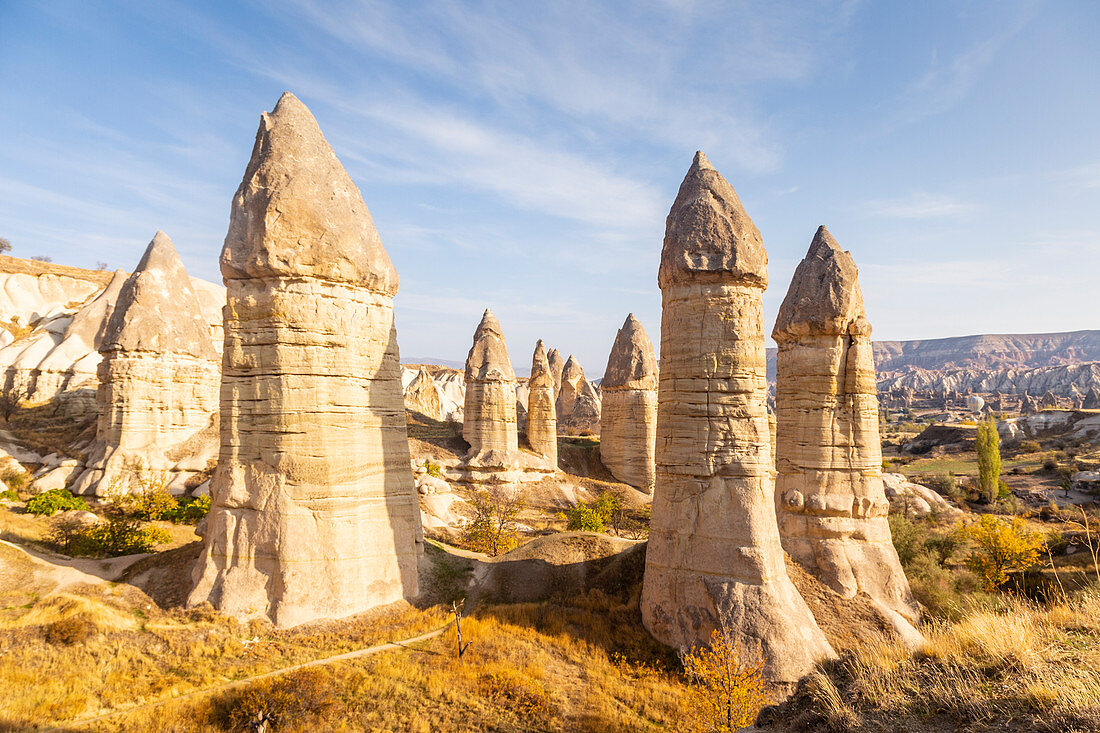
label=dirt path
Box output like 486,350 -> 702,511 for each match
42,621 -> 455,732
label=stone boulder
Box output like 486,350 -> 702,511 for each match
641,152 -> 834,687
189,92 -> 422,628
599,313 -> 657,491
773,226 -> 920,640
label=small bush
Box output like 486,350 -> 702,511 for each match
43,615 -> 96,645
680,624 -> 767,731
1018,440 -> 1041,453
566,491 -> 623,533
48,512 -> 170,557
225,668 -> 336,731
422,460 -> 442,478
25,489 -> 88,516
958,515 -> 1043,591
1042,456 -> 1058,472
172,494 -> 210,524
888,513 -> 925,566
1,466 -> 30,493
0,487 -> 18,501
479,668 -> 557,719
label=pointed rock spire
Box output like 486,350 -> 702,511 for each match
600,314 -> 658,490
221,92 -> 398,293
66,268 -> 128,349
658,150 -> 767,289
602,313 -> 658,391
465,308 -> 515,382
774,226 -> 865,339
527,339 -> 557,463
102,231 -> 217,359
547,347 -> 565,398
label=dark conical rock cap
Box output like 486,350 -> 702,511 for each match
221,92 -> 398,294
67,268 -> 128,349
659,151 -> 767,289
465,308 -> 515,381
602,313 -> 658,390
102,232 -> 217,359
773,226 -> 867,341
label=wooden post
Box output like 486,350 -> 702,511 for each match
452,600 -> 472,658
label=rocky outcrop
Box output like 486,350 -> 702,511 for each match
462,309 -> 519,464
599,314 -> 657,491
876,361 -> 1100,401
548,348 -> 565,400
641,152 -> 834,686
773,226 -> 920,641
189,92 -> 421,628
556,355 -> 601,435
404,366 -> 444,420
526,340 -> 557,464
73,233 -> 220,496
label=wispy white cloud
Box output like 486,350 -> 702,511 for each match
863,192 -> 976,219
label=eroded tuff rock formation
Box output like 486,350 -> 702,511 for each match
773,226 -> 920,642
462,309 -> 519,463
556,355 -> 601,435
548,348 -> 565,400
526,340 -> 557,464
641,152 -> 834,685
190,92 -> 421,628
75,232 -> 219,496
599,314 -> 657,491
404,366 -> 443,420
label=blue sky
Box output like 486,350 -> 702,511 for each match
1,1 -> 1098,375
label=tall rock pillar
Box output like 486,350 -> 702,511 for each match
526,340 -> 557,465
189,93 -> 422,628
462,309 -> 519,462
599,314 -> 657,492
81,232 -> 220,496
641,152 -> 833,685
773,226 -> 920,640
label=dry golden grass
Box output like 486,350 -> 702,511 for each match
768,586 -> 1100,732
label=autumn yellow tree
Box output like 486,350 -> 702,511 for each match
680,623 -> 767,732
959,515 -> 1043,590
461,487 -> 523,556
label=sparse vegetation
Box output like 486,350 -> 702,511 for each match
566,490 -> 622,533
25,488 -> 89,516
959,514 -> 1044,591
48,511 -> 171,556
680,624 -> 767,732
976,415 -> 1002,503
461,487 -> 523,556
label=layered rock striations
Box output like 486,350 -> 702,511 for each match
599,314 -> 657,491
404,366 -> 444,420
773,226 -> 920,641
189,92 -> 421,627
556,355 -> 601,435
526,340 -> 557,465
641,152 -> 834,685
462,309 -> 519,464
76,233 -> 220,496
548,348 -> 565,400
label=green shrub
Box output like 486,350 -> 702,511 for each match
1018,440 -> 1041,453
171,494 -> 210,524
566,491 -> 623,533
888,513 -> 925,566
0,488 -> 18,501
422,460 -> 442,478
566,503 -> 606,532
25,489 -> 88,516
48,512 -> 170,557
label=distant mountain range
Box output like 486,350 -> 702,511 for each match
764,330 -> 1100,381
